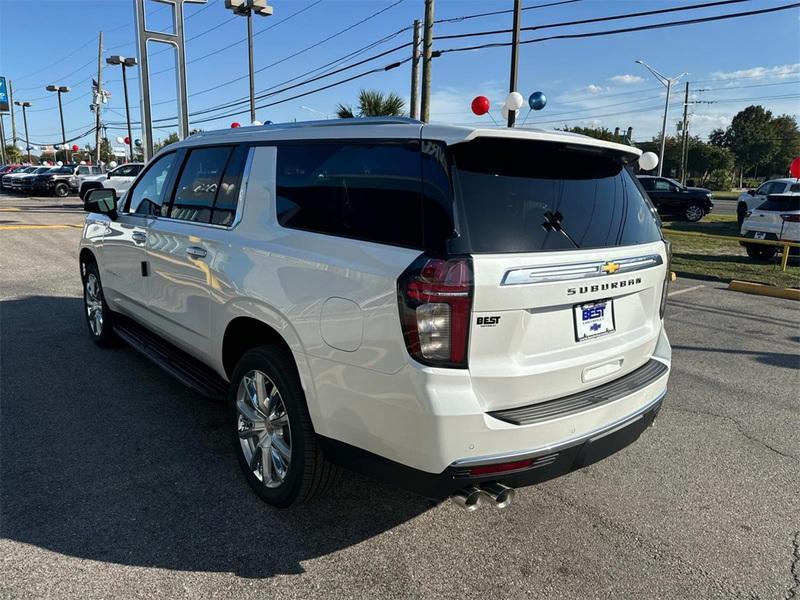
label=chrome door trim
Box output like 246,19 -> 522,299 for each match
501,254 -> 663,286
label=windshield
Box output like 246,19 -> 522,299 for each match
451,138 -> 662,253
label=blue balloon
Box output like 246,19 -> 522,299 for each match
529,91 -> 547,111
134,139 -> 142,147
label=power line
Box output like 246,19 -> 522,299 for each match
434,0 -> 583,24
436,3 -> 800,55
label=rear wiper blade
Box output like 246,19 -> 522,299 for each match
542,210 -> 579,248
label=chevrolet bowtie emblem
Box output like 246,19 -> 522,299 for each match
600,262 -> 621,275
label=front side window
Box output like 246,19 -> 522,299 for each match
77,166 -> 90,175
167,146 -> 232,223
125,152 -> 177,215
653,179 -> 676,192
451,138 -> 662,253
276,141 -> 424,248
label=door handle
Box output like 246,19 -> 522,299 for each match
186,246 -> 208,259
132,231 -> 147,244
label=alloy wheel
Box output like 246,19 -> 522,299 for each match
685,205 -> 703,222
84,273 -> 104,336
236,370 -> 292,488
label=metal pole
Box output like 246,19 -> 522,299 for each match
247,8 -> 256,123
0,114 -> 6,164
680,81 -> 689,185
21,105 -> 30,164
410,19 -> 421,120
57,91 -> 68,162
8,79 -> 17,145
95,31 -> 103,165
420,0 -> 434,123
507,0 -> 522,128
121,65 -> 134,163
658,79 -> 671,177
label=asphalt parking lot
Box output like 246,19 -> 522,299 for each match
1,192 -> 798,599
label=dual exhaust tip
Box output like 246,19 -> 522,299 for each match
450,483 -> 515,511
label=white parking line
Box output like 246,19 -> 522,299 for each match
668,284 -> 704,297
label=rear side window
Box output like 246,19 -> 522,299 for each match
168,146 -> 233,223
276,141 -> 424,248
451,138 -> 662,253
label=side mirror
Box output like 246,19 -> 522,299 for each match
84,188 -> 118,219
747,189 -> 756,195
107,172 -> 112,179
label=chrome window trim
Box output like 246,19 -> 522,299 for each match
501,253 -> 663,286
451,385 -> 667,468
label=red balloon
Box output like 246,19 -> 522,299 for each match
471,95 -> 490,116
124,136 -> 131,145
71,144 -> 79,152
790,157 -> 800,179
231,122 -> 241,128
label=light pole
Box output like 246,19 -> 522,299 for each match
46,85 -> 71,162
106,56 -> 137,162
14,101 -> 32,163
225,0 -> 273,124
635,60 -> 687,177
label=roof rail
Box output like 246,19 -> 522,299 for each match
191,116 -> 423,139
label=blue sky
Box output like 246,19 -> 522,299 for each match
1,0 -> 798,154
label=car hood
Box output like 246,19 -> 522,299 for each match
80,173 -> 106,183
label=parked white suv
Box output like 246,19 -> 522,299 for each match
78,162 -> 144,199
79,119 -> 672,509
737,178 -> 800,225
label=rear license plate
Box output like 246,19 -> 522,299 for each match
754,231 -> 767,240
574,299 -> 615,341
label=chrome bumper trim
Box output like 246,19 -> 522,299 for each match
451,385 -> 667,468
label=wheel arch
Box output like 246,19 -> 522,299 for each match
79,247 -> 97,278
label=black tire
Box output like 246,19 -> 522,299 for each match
53,181 -> 70,198
737,203 -> 748,227
684,202 -> 704,222
745,244 -> 777,262
81,260 -> 117,346
229,345 -> 339,508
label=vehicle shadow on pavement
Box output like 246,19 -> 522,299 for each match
0,296 -> 432,579
671,343 -> 800,370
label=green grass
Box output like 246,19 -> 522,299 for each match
710,190 -> 740,201
662,214 -> 800,288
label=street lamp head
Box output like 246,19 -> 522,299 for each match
47,85 -> 71,93
106,55 -> 124,65
123,57 -> 138,67
14,101 -> 31,107
46,85 -> 58,92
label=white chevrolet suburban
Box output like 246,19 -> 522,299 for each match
79,118 -> 671,510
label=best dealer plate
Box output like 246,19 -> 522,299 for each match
574,299 -> 615,341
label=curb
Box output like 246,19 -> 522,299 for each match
728,280 -> 800,301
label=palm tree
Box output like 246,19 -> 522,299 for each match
336,89 -> 405,119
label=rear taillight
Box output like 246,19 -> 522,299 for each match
659,239 -> 672,319
397,255 -> 473,368
781,214 -> 800,222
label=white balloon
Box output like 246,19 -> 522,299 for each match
80,160 -> 87,165
639,152 -> 659,171
505,91 -> 524,111
501,105 -> 510,120
57,161 -> 63,166
108,161 -> 118,169
251,120 -> 262,126
116,136 -> 125,144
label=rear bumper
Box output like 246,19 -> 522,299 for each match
311,326 -> 671,491
320,393 -> 663,499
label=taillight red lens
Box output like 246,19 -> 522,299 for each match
469,459 -> 534,476
780,214 -> 800,222
398,255 -> 473,368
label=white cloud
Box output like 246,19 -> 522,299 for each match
584,84 -> 606,94
609,74 -> 645,85
711,63 -> 800,81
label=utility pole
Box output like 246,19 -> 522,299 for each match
409,19 -> 421,120
0,115 -> 6,164
420,0 -> 434,123
680,81 -> 690,185
507,0 -> 522,128
95,31 -> 103,165
8,79 -> 17,146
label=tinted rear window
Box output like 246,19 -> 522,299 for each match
758,195 -> 800,212
451,139 -> 661,253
